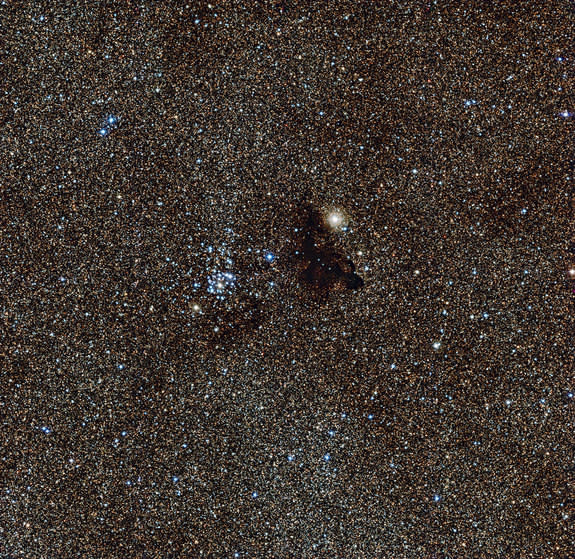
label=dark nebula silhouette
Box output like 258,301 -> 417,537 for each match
295,204 -> 364,292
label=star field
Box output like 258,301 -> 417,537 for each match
1,2 -> 574,558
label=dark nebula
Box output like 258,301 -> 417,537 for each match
296,204 -> 364,292
1,2 -> 574,558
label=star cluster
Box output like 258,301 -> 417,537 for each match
1,2 -> 574,558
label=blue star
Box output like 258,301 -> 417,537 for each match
98,128 -> 109,137
264,251 -> 276,262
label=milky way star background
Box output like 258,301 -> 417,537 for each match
1,2 -> 574,558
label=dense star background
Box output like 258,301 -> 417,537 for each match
1,1 -> 574,557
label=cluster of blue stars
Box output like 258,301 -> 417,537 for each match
98,114 -> 119,137
207,271 -> 237,299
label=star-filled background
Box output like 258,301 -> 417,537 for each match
1,1 -> 574,557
